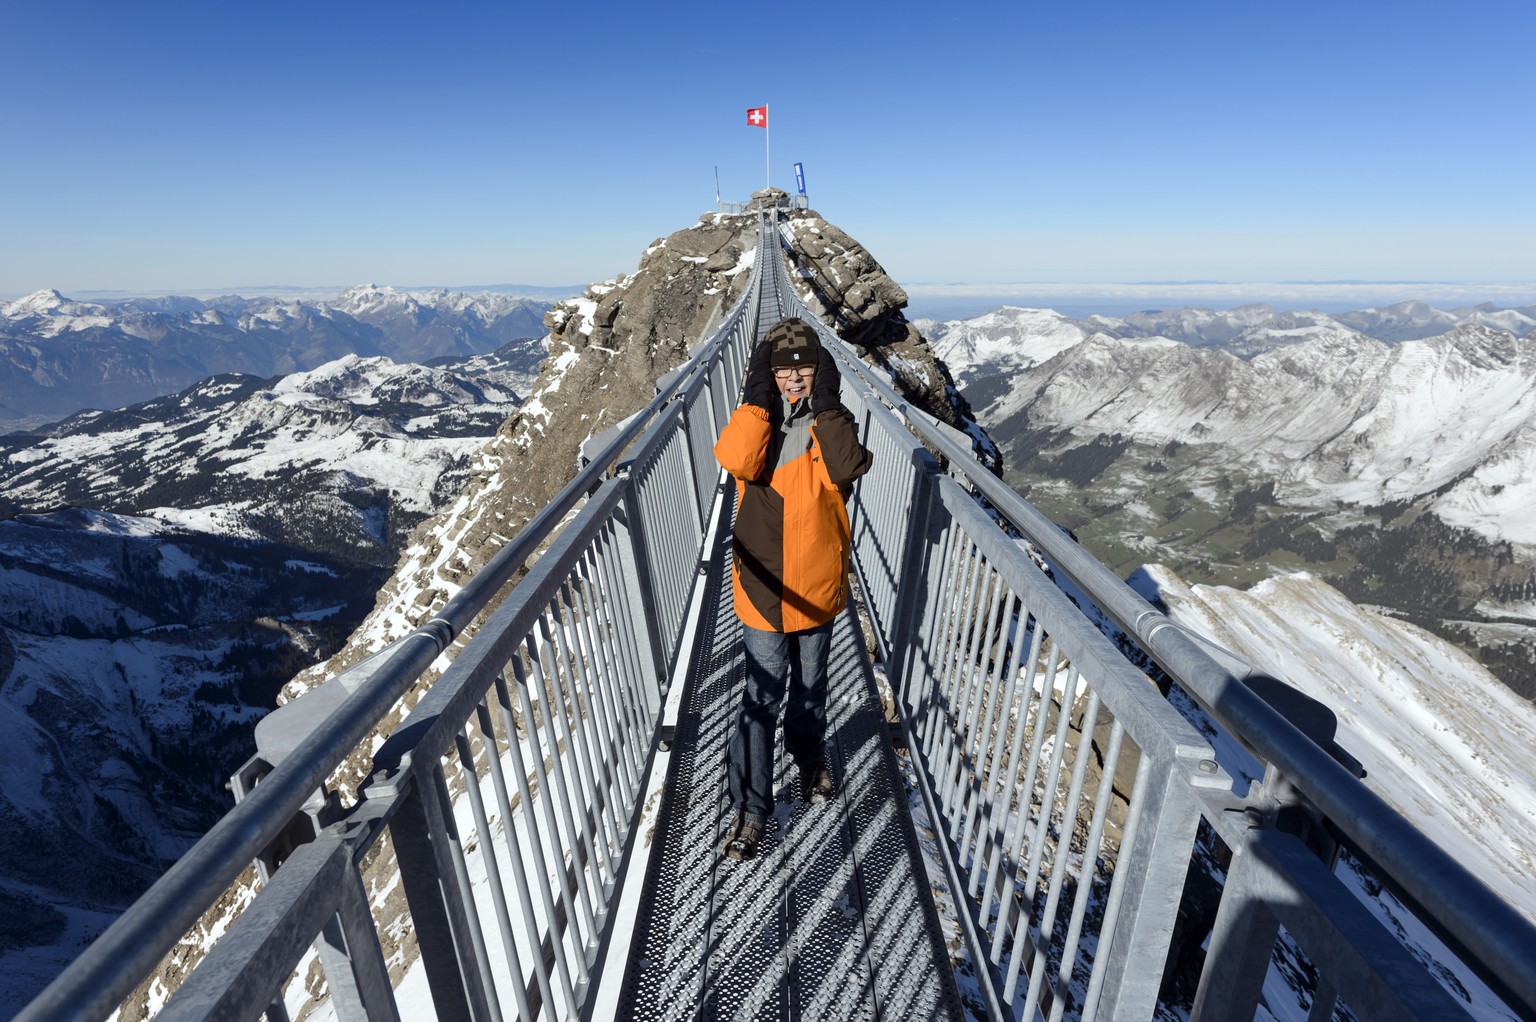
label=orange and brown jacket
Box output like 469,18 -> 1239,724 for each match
714,396 -> 874,633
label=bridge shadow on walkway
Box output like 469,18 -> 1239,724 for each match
617,492 -> 969,1021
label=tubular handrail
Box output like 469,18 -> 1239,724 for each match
779,270 -> 1536,1015
12,211 -> 776,1022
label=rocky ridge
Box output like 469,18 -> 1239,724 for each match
294,203 -> 996,694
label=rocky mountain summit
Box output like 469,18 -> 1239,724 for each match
298,203 -> 994,690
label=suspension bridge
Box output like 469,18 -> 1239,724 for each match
16,207 -> 1536,1022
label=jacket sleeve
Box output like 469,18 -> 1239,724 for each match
714,404 -> 772,481
811,407 -> 873,488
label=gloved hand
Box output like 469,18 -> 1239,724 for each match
743,340 -> 776,410
810,344 -> 842,416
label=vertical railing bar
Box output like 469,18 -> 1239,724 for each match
953,572 -> 1007,865
872,446 -> 903,625
1002,660 -> 1084,1003
566,566 -> 635,833
975,611 -> 1045,906
512,653 -> 593,987
528,620 -> 600,941
386,783 -> 477,1022
654,443 -> 689,646
453,722 -> 535,1021
1080,752 -> 1155,1021
902,496 -> 956,737
939,535 -> 987,741
592,525 -> 648,768
591,526 -> 647,783
595,530 -> 650,782
1022,688 -> 1102,1013
962,592 -> 1031,872
495,669 -> 582,1015
1052,716 -> 1126,1022
985,635 -> 1063,955
612,487 -> 667,721
642,454 -> 675,643
989,648 -> 1075,977
630,456 -> 668,648
314,862 -> 403,1022
429,760 -> 504,1022
687,386 -> 718,522
670,439 -> 701,624
543,597 -> 618,887
916,525 -> 969,765
474,697 -> 560,1021
1307,974 -> 1340,1022
609,499 -> 662,723
1018,661 -> 1086,930
940,555 -> 997,824
926,535 -> 983,785
947,564 -> 1009,843
658,449 -> 690,639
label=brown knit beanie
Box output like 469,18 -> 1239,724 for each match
766,318 -> 821,368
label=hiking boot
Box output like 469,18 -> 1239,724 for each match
721,811 -> 765,861
799,757 -> 835,805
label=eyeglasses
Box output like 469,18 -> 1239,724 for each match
772,366 -> 816,378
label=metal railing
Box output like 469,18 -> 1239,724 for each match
788,300 -> 1536,1020
13,212 -> 776,1022
18,207 -> 1536,1022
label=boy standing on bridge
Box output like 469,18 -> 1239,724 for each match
713,317 -> 873,860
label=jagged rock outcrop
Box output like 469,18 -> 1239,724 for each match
780,211 -> 997,467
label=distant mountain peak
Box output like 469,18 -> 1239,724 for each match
3,288 -> 71,317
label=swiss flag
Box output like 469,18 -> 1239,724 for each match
747,106 -> 767,128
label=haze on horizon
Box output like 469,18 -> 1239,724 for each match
3,0 -> 1532,298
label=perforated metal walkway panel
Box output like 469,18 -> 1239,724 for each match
617,493 -> 967,1021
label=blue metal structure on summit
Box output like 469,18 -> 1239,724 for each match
16,206 -> 1536,1022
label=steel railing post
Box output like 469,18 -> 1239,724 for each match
1187,828 -> 1279,1022
384,781 -> 487,1022
315,864 -> 401,1022
613,478 -> 668,711
1087,750 -> 1208,1021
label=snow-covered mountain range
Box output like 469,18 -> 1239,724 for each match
997,322 -> 1534,543
0,285 -> 553,433
923,301 -> 1536,703
920,300 -> 1536,392
1,353 -> 536,555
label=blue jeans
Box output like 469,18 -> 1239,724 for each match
726,619 -> 833,819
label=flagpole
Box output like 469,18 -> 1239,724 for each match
765,104 -> 771,192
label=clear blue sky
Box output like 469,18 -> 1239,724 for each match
3,0 -> 1532,297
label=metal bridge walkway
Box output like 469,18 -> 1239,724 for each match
17,203 -> 1536,1022
614,485 -> 964,1020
